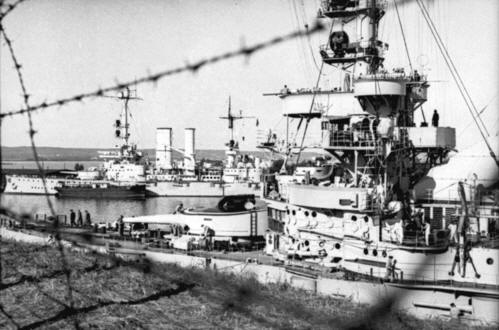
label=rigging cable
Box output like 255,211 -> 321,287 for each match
416,0 -> 488,135
415,0 -> 498,167
295,58 -> 325,166
392,0 -> 413,72
299,0 -> 323,74
290,0 -> 314,83
293,19 -> 335,165
457,94 -> 498,137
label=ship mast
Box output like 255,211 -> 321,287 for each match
219,96 -> 254,148
117,87 -> 141,148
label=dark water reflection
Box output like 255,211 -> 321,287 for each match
0,194 -> 219,223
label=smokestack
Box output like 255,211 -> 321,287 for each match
156,127 -> 172,170
184,128 -> 196,172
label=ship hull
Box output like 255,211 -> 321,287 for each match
145,181 -> 260,197
3,175 -> 73,195
56,184 -> 146,200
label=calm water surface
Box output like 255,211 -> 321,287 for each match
2,161 -> 102,170
0,194 -> 219,223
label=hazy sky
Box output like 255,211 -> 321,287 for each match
1,0 -> 497,153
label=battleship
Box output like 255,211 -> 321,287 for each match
3,88 -> 148,198
261,0 -> 498,317
146,98 -> 263,197
2,97 -> 263,198
54,88 -> 147,199
1,0 -> 498,325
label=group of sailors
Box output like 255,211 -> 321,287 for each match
68,209 -> 92,227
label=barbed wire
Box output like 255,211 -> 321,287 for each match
0,0 -> 30,21
0,24 -> 80,329
0,1 -> 494,328
0,16 -> 318,330
0,21 -> 325,119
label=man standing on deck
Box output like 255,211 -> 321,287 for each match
84,210 -> 91,227
202,224 -> 215,251
118,215 -> 124,236
69,209 -> 76,227
174,203 -> 184,214
432,109 -> 439,127
77,210 -> 83,227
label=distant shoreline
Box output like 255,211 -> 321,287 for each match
1,146 -> 265,162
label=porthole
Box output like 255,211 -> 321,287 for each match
335,243 -> 341,250
363,248 -> 368,255
286,209 -> 290,214
292,210 -> 296,216
319,240 -> 325,248
351,215 -> 357,221
486,258 -> 494,265
364,216 -> 369,223
372,249 -> 378,257
304,211 -> 309,217
382,250 -> 387,258
312,211 -> 317,218
304,240 -> 310,246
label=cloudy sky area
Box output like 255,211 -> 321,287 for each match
1,0 -> 497,153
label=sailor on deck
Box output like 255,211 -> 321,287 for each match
201,224 -> 215,251
84,210 -> 91,227
118,215 -> 124,236
174,203 -> 184,214
69,209 -> 76,227
424,219 -> 431,246
77,210 -> 83,227
432,109 -> 439,127
280,85 -> 291,95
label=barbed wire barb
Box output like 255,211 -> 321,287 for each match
0,21 -> 324,119
0,0 -> 30,21
0,24 -> 80,329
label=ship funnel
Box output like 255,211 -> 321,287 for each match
156,127 -> 172,170
184,128 -> 196,172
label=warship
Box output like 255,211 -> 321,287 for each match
55,88 -> 147,199
145,98 -> 263,197
261,0 -> 498,317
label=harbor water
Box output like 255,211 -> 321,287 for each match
0,194 -> 219,224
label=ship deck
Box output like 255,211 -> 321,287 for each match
3,219 -> 499,296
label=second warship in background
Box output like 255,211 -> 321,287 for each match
2,97 -> 264,198
55,88 -> 147,199
145,98 -> 264,197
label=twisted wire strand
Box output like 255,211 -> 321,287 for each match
0,21 -> 324,119
1,24 -> 80,329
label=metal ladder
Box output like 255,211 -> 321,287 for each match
250,211 -> 257,237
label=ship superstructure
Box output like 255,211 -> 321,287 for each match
145,98 -> 263,197
263,0 -> 498,299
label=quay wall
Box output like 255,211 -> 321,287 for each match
1,227 -> 497,326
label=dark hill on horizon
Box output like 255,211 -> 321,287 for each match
1,146 -> 269,162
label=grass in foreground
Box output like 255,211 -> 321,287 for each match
0,240 -> 492,329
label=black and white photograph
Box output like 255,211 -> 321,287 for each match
0,0 -> 498,328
